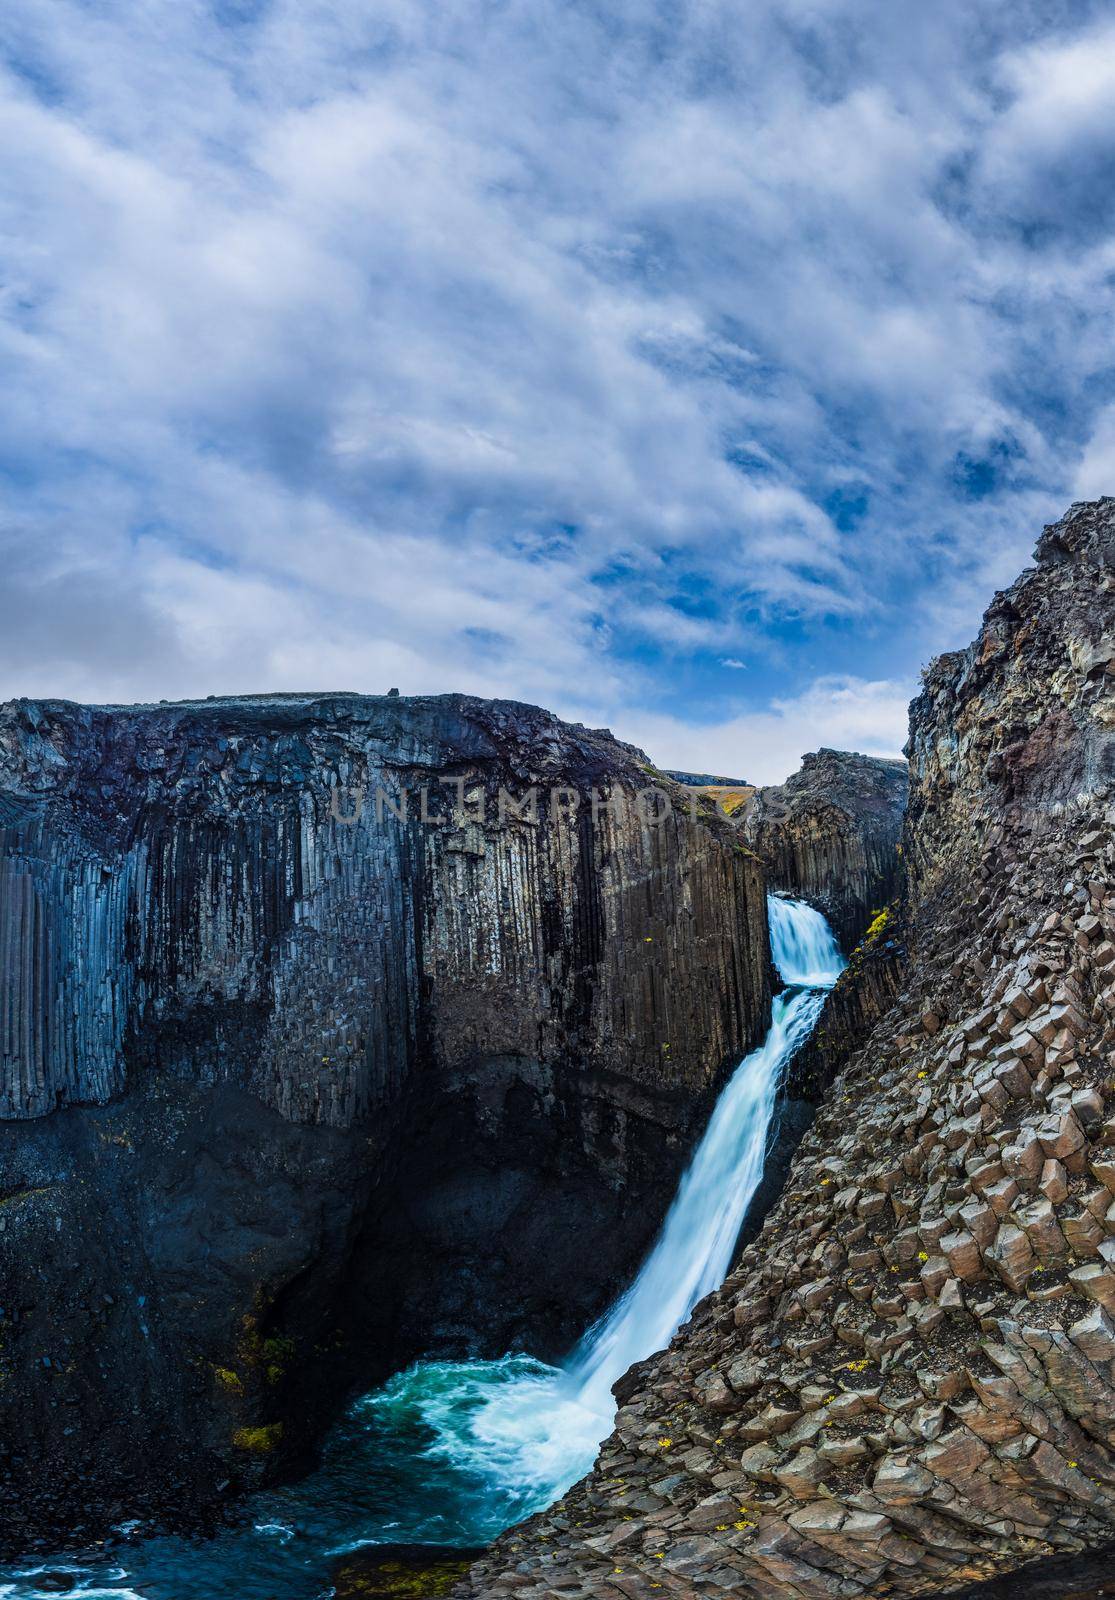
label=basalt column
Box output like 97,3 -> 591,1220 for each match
743,748 -> 908,953
0,692 -> 771,1550
463,504 -> 1115,1600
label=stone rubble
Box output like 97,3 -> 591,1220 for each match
459,504 -> 1115,1598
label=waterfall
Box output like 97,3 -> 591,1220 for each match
354,894 -> 845,1538
561,903 -> 840,1424
768,893 -> 844,987
0,897 -> 845,1594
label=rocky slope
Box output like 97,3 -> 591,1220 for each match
461,500 -> 1115,1599
0,694 -> 772,1550
744,748 -> 908,952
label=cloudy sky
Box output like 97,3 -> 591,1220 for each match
2,0 -> 1113,782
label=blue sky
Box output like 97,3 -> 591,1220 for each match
2,0 -> 1113,782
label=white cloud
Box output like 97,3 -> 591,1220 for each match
0,0 -> 1113,777
977,21 -> 1115,236
1075,405 -> 1115,503
619,675 -> 913,787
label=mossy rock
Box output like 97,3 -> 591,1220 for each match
261,1335 -> 295,1363
231,1422 -> 283,1452
333,1545 -> 484,1598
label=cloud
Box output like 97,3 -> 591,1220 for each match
1,0 -> 1113,778
619,675 -> 914,787
1075,405 -> 1115,502
975,21 -> 1115,242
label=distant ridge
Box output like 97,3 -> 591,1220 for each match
662,768 -> 751,787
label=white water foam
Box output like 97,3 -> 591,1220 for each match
0,897 -> 844,1594
367,895 -> 844,1523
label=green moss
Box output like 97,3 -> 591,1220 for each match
333,1551 -> 480,1598
717,791 -> 750,816
864,907 -> 890,944
213,1366 -> 243,1393
231,1423 -> 283,1453
261,1335 -> 295,1363
0,1186 -> 54,1207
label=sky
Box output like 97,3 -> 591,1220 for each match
2,0 -> 1114,784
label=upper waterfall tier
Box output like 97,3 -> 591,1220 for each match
768,892 -> 845,987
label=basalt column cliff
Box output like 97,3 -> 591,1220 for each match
743,748 -> 908,954
462,506 -> 1115,1599
0,695 -> 771,1549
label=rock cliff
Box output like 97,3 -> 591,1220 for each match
0,693 -> 771,1550
743,748 -> 908,953
461,500 -> 1115,1599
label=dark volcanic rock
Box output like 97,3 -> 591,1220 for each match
662,769 -> 752,788
743,747 -> 908,952
333,1544 -> 486,1597
787,898 -> 908,1103
0,692 -> 771,1552
946,1540 -> 1115,1597
460,502 -> 1115,1598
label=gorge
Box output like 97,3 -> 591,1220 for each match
0,896 -> 842,1599
2,500 -> 1115,1600
462,504 -> 1115,1599
0,695 -> 774,1552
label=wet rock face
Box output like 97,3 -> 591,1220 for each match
0,693 -> 771,1550
462,500 -> 1115,1600
743,748 -> 908,953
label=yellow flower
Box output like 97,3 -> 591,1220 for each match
657,1437 -> 672,1448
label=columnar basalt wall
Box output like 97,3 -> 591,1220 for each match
462,500 -> 1115,1600
0,694 -> 771,1549
785,908 -> 908,1104
743,748 -> 908,953
0,696 -> 770,1123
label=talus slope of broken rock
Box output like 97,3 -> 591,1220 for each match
460,502 -> 1115,1597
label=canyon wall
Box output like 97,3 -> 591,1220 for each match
0,694 -> 771,1550
463,500 -> 1115,1599
743,748 -> 908,953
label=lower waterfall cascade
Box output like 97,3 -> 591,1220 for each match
0,896 -> 842,1600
